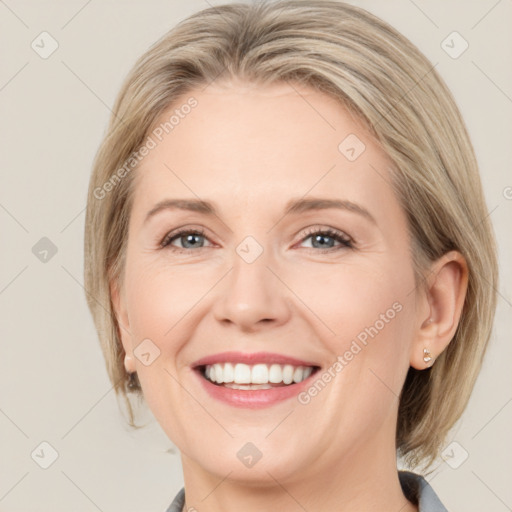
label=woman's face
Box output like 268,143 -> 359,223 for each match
114,79 -> 426,484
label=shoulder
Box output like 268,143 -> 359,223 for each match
399,471 -> 448,512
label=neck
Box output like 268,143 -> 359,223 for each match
179,427 -> 418,512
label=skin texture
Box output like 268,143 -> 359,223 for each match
112,78 -> 468,512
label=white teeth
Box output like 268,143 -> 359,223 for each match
283,364 -> 294,384
203,363 -> 315,386
251,364 -> 268,384
213,363 -> 224,383
234,363 -> 251,384
268,364 -> 282,383
225,383 -> 273,390
223,362 -> 234,383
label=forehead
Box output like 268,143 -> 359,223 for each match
130,79 -> 396,220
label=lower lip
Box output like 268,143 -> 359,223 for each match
195,370 -> 316,409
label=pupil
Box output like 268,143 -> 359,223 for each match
314,234 -> 332,248
185,234 -> 201,248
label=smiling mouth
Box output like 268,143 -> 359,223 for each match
198,362 -> 319,390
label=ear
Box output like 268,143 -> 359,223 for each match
410,250 -> 468,370
110,277 -> 136,374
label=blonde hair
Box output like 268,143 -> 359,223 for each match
84,0 -> 498,468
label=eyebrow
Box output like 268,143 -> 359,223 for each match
144,197 -> 377,225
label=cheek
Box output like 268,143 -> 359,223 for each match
122,262 -> 203,429
309,256 -> 416,396
125,259 -> 209,343
290,257 -> 414,351
303,268 -> 416,432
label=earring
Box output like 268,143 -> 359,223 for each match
423,348 -> 433,366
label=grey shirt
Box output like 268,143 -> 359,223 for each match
164,471 -> 448,511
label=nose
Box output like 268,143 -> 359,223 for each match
212,245 -> 292,332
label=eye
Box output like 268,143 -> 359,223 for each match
297,227 -> 354,252
160,228 -> 212,251
160,226 -> 354,253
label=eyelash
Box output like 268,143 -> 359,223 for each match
300,227 -> 354,252
160,226 -> 354,253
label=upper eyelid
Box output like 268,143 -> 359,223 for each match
300,226 -> 352,240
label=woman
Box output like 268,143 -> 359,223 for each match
84,1 -> 498,510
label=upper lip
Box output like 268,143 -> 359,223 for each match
191,351 -> 319,368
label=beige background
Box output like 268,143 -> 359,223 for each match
0,0 -> 511,510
